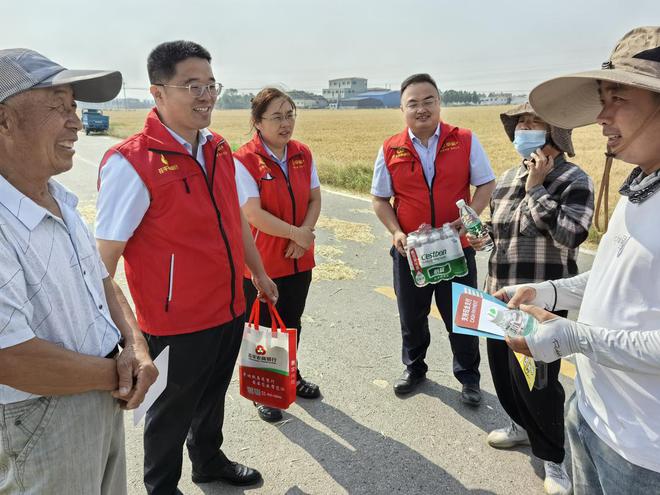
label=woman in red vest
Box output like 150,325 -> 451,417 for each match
234,88 -> 322,422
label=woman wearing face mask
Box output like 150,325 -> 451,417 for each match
468,102 -> 594,495
234,88 -> 322,422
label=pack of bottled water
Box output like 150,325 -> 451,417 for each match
405,223 -> 468,287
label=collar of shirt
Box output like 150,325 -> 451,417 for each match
163,125 -> 213,157
0,174 -> 78,231
408,124 -> 441,150
260,137 -> 288,167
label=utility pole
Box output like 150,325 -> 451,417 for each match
123,82 -> 127,110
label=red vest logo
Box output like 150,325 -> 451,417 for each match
392,147 -> 413,160
290,158 -> 305,169
158,154 -> 180,174
258,158 -> 271,174
440,140 -> 460,152
255,345 -> 267,355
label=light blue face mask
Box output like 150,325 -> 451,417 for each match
513,130 -> 547,158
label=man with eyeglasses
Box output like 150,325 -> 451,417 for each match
371,73 -> 496,404
95,40 -> 278,494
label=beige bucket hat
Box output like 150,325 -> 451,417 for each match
529,26 -> 660,129
500,102 -> 575,156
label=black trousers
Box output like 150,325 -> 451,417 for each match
243,270 -> 312,352
392,246 -> 481,386
487,310 -> 567,463
143,316 -> 244,495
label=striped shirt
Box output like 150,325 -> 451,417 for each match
0,176 -> 120,404
486,155 -> 595,294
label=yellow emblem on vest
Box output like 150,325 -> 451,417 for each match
440,140 -> 460,152
258,158 -> 271,174
290,159 -> 305,169
158,155 -> 179,174
393,147 -> 412,159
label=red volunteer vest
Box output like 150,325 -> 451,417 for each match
234,134 -> 315,279
99,109 -> 246,336
383,122 -> 472,248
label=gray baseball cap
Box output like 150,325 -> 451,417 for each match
0,48 -> 122,103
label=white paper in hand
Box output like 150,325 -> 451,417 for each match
133,345 -> 169,426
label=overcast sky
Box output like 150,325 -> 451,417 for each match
5,1 -> 659,97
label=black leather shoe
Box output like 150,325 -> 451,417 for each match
461,383 -> 482,406
192,461 -> 262,486
393,370 -> 426,395
255,403 -> 283,422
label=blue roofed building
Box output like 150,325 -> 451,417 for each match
323,77 -> 401,109
337,89 -> 401,109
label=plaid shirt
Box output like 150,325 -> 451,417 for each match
486,155 -> 595,294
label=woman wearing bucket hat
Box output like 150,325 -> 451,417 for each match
500,26 -> 660,495
467,102 -> 594,495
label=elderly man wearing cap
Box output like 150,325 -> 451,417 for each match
468,102 -> 593,495
501,26 -> 660,494
0,49 -> 157,494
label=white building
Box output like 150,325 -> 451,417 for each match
480,93 -> 513,105
289,90 -> 328,109
322,77 -> 368,101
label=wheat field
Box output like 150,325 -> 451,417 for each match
105,106 -> 629,244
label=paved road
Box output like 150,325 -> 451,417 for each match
59,134 -> 594,495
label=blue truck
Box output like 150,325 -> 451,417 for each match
81,109 -> 110,135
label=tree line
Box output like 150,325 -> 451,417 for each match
216,88 -> 500,109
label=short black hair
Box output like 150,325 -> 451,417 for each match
401,73 -> 440,96
147,41 -> 211,84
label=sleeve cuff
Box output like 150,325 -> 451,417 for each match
471,175 -> 496,187
0,324 -> 35,350
503,281 -> 556,310
526,184 -> 548,202
529,281 -> 558,310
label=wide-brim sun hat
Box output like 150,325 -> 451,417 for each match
529,26 -> 660,129
0,48 -> 122,103
500,101 -> 575,157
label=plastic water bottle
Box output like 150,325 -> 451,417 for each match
489,308 -> 547,389
487,308 -> 538,337
405,232 -> 428,287
442,223 -> 468,278
456,199 -> 494,252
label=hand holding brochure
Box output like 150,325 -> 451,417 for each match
452,283 -> 536,390
451,283 -> 507,339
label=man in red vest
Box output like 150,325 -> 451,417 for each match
95,41 -> 277,494
372,73 -> 496,404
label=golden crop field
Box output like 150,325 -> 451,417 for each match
106,106 -> 629,244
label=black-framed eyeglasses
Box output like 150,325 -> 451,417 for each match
404,97 -> 439,111
153,82 -> 223,98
